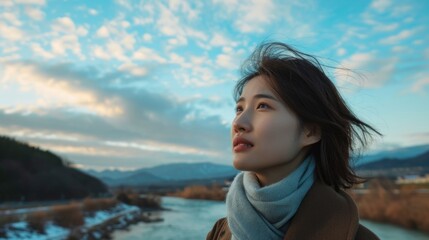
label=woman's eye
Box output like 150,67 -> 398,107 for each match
235,106 -> 243,113
257,103 -> 270,110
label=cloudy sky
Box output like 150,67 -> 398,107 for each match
0,0 -> 428,170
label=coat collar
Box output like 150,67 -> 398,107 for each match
214,181 -> 360,240
283,181 -> 359,240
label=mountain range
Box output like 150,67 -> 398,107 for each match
85,146 -> 429,186
84,162 -> 239,187
356,150 -> 429,177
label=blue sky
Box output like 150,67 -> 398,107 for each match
0,0 -> 428,170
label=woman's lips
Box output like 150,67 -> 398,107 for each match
233,143 -> 253,152
233,137 -> 254,152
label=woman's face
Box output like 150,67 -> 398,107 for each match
231,76 -> 313,179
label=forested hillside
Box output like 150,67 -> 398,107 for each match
0,136 -> 108,201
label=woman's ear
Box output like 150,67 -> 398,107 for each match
301,124 -> 321,147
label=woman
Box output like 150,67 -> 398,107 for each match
206,42 -> 381,240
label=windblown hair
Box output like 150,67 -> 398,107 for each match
234,42 -> 382,190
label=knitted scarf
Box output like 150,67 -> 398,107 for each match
226,154 -> 315,240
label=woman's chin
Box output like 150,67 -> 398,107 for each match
233,159 -> 257,171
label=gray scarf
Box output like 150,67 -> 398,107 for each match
226,155 -> 315,240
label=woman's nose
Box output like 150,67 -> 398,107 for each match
233,114 -> 252,134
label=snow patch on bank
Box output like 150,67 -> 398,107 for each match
1,203 -> 140,240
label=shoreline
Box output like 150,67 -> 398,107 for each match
0,194 -> 166,240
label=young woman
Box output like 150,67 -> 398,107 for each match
206,42 -> 381,240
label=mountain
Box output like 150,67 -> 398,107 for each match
135,162 -> 238,181
353,144 -> 429,166
85,162 -> 239,187
85,169 -> 136,180
0,136 -> 108,201
102,171 -> 166,186
356,150 -> 429,177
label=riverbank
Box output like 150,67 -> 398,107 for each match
170,181 -> 429,234
114,196 -> 429,240
350,179 -> 429,233
0,193 -> 165,239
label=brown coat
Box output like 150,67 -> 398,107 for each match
206,181 -> 379,240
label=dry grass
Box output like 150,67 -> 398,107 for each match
352,178 -> 429,233
115,189 -> 161,209
171,185 -> 226,201
51,202 -> 84,228
1,197 -> 124,236
27,211 -> 50,233
0,214 -> 20,227
82,198 -> 118,215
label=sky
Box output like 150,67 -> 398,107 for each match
0,0 -> 428,171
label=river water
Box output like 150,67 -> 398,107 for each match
112,197 -> 429,240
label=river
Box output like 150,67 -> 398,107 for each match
112,197 -> 429,240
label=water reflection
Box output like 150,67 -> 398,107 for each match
113,197 -> 429,240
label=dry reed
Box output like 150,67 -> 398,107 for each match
352,178 -> 429,233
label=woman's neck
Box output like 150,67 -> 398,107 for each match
254,149 -> 310,187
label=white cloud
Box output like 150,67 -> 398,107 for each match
105,140 -> 221,157
89,9 -> 98,15
25,7 -> 44,20
391,46 -> 407,53
31,43 -> 55,59
142,33 -> 152,42
169,52 -> 192,68
51,17 -> 88,36
15,0 -> 45,5
133,47 -> 166,63
51,35 -> 84,58
2,46 -> 19,54
121,21 -> 130,28
2,12 -> 22,26
118,63 -> 148,77
235,0 -> 275,33
158,3 -> 183,36
156,3 -> 206,47
0,22 -> 24,41
0,0 -> 13,7
209,33 -> 230,47
106,41 -> 128,61
167,0 -> 200,20
167,35 -> 187,47
115,0 -> 131,9
374,23 -> 398,32
214,0 -> 275,33
92,45 -> 111,60
96,26 -> 110,38
337,48 -> 346,56
134,17 -> 153,26
176,67 -> 223,87
335,52 -> 398,89
391,5 -> 412,16
0,62 -> 124,117
380,29 -> 417,45
370,0 -> 391,12
216,53 -> 235,69
215,47 -> 244,70
409,73 -> 429,93
121,34 -> 135,50
94,19 -> 137,54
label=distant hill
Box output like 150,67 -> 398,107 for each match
354,144 -> 429,166
356,150 -> 429,177
85,162 -> 239,187
0,136 -> 108,202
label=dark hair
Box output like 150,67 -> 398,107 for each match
234,42 -> 382,190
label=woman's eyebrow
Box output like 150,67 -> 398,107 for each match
236,93 -> 279,103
